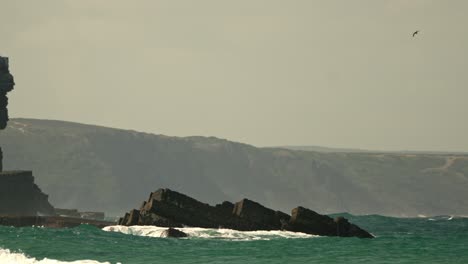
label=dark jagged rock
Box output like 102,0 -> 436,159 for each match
232,199 -> 289,230
286,206 -> 337,235
286,207 -> 374,238
334,216 -> 373,238
286,207 -> 373,238
118,213 -> 130,226
0,57 -> 57,219
119,188 -> 373,238
126,209 -> 141,226
0,56 -> 15,171
0,171 -> 55,216
0,56 -> 14,130
134,189 -> 231,228
160,227 -> 188,238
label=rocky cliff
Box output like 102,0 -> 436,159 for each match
0,56 -> 15,171
0,57 -> 55,217
0,171 -> 55,216
118,188 -> 373,238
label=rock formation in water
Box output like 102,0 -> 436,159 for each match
0,56 -> 15,171
118,188 -> 373,238
160,228 -> 188,238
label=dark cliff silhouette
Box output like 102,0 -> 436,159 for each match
0,56 -> 55,217
0,56 -> 15,171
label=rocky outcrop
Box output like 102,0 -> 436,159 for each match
285,207 -> 373,238
119,188 -> 373,238
0,56 -> 14,129
0,57 -> 56,218
160,228 -> 188,238
0,171 -> 55,216
0,56 -> 15,171
232,199 -> 290,231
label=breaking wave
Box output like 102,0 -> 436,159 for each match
103,225 -> 317,241
0,248 -> 119,264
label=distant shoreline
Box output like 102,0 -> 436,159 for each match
0,216 -> 114,228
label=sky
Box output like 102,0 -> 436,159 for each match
1,0 -> 467,151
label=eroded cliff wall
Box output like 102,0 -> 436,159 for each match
0,56 -> 15,171
0,171 -> 55,216
0,57 -> 55,216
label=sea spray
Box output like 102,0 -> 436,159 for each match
103,225 -> 317,241
0,248 -> 119,264
1,215 -> 467,264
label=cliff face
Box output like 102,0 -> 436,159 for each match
0,171 -> 55,216
0,57 -> 55,216
0,56 -> 15,171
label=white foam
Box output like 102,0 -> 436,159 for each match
427,215 -> 461,221
0,248 -> 119,264
103,225 -> 317,241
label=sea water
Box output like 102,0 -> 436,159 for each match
0,214 -> 467,264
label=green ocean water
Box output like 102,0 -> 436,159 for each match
0,214 -> 467,264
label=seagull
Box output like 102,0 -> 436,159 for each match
412,30 -> 419,37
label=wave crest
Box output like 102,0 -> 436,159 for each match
0,248 -> 119,264
103,225 -> 317,241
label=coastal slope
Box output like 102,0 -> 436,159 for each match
1,118 -> 468,217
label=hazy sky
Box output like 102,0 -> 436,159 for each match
1,0 -> 467,151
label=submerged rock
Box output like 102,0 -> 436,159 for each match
119,188 -> 374,238
160,228 -> 188,238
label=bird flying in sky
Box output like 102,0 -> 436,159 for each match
412,30 -> 419,37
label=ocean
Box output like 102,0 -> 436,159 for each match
0,214 -> 466,264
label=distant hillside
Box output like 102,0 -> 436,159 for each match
279,146 -> 370,153
282,145 -> 468,155
1,118 -> 468,217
